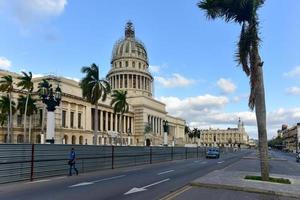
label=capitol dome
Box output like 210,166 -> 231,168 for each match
107,21 -> 153,97
111,21 -> 148,64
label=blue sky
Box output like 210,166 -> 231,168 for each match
0,0 -> 300,139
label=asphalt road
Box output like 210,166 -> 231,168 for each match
0,150 -> 251,200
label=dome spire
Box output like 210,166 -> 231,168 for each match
125,21 -> 135,38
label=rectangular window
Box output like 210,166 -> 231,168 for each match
62,110 -> 66,128
70,112 -> 74,128
78,113 -> 82,128
103,111 -> 106,131
17,115 -> 22,126
108,112 -> 111,130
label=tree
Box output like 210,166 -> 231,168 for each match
80,63 -> 111,145
17,95 -> 37,143
110,90 -> 129,146
17,71 -> 33,143
198,0 -> 269,180
192,128 -> 201,143
0,75 -> 14,143
185,125 -> 191,142
0,95 -> 16,142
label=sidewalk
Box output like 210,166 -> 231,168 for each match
162,151 -> 300,200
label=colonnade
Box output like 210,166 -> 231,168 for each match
109,74 -> 152,92
147,115 -> 163,135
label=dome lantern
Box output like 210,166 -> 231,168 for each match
125,21 -> 135,38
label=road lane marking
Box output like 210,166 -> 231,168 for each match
69,175 -> 126,188
200,161 -> 207,164
194,161 -> 199,163
157,170 -> 174,175
124,178 -> 170,195
217,161 -> 224,164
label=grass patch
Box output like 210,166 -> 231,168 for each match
245,175 -> 291,184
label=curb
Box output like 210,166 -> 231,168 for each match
190,181 -> 300,199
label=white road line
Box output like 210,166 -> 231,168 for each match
200,161 -> 207,164
217,161 -> 224,164
27,179 -> 50,184
157,170 -> 174,175
124,178 -> 170,195
69,175 -> 126,188
194,161 -> 199,163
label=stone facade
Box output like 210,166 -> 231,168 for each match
199,119 -> 249,147
0,22 -> 185,146
280,123 -> 300,153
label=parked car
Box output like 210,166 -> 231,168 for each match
206,148 -> 220,159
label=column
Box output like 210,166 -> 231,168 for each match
110,112 -> 113,131
100,110 -> 103,131
127,116 -> 130,133
118,75 -> 121,88
123,115 -> 126,133
105,111 -> 108,131
115,114 -> 118,132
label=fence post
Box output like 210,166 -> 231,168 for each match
171,147 -> 174,161
30,144 -> 35,181
150,146 -> 152,164
185,147 -> 187,160
111,145 -> 114,169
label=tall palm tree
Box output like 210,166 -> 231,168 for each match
17,95 -> 37,143
185,125 -> 191,142
80,63 -> 111,145
110,90 -> 129,146
37,79 -> 51,136
192,128 -> 201,144
0,75 -> 14,143
0,95 -> 16,142
17,71 -> 33,143
198,0 -> 269,180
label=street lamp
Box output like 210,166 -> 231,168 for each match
39,82 -> 62,144
163,120 -> 169,146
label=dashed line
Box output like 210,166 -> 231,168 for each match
217,161 -> 224,164
158,170 -> 174,175
27,179 -> 50,184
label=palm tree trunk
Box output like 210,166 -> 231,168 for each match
255,64 -> 269,181
41,106 -> 46,139
120,114 -> 123,146
24,93 -> 29,143
29,115 -> 32,143
6,114 -> 10,143
94,104 -> 98,145
9,92 -> 13,143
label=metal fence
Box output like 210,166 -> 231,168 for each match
0,144 -> 233,184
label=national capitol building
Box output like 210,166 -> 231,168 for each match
0,22 -> 249,147
0,22 -> 186,146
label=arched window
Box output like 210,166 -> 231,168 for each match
138,62 -> 141,69
64,135 -> 68,144
17,135 -> 24,143
125,61 -> 128,67
72,135 -> 76,144
79,136 -> 83,145
36,134 -> 41,144
99,137 -> 102,145
132,61 -> 135,68
119,62 -> 122,68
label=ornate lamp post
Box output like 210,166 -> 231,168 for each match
163,120 -> 169,146
39,82 -> 61,144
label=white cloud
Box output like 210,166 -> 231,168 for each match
156,73 -> 195,88
217,78 -> 236,94
0,57 -> 12,69
159,94 -> 300,139
284,66 -> 300,78
149,65 -> 160,73
0,0 -> 68,27
286,86 -> 300,95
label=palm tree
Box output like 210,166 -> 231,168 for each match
192,128 -> 201,144
185,125 -> 191,142
17,71 -> 33,143
0,113 -> 7,127
37,79 -> 51,137
0,95 -> 16,142
198,0 -> 269,180
80,63 -> 111,145
0,75 -> 14,143
110,90 -> 129,146
17,95 -> 37,143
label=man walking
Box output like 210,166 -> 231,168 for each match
68,147 -> 79,176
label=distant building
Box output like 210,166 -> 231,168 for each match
199,118 -> 249,147
281,123 -> 300,153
